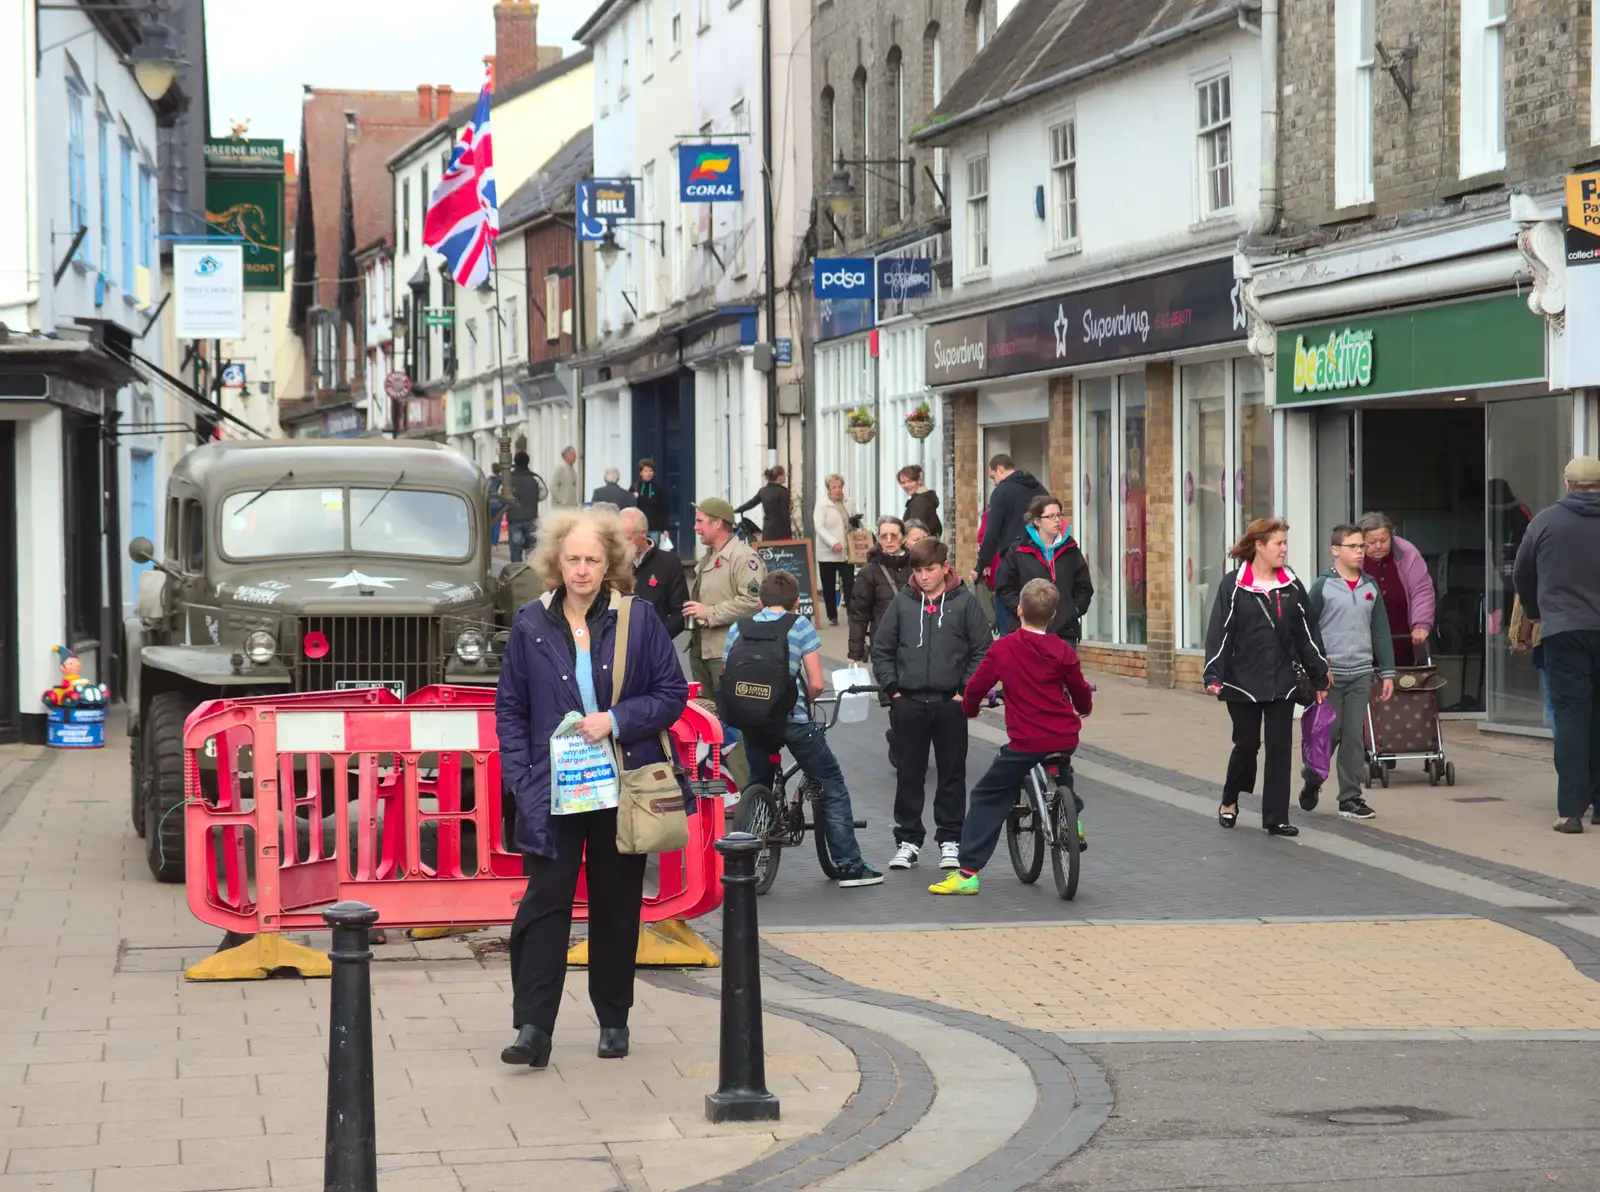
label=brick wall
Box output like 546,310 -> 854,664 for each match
1144,361 -> 1176,689
494,0 -> 541,90
946,389 -> 979,573
1079,644 -> 1148,681
1278,0 -> 1593,229
1047,377 -> 1074,521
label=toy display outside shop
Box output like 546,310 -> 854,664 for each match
42,645 -> 109,749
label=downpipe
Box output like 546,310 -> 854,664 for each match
1250,0 -> 1281,237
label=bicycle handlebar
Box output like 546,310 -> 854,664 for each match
808,684 -> 881,731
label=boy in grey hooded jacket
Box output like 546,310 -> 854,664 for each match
1300,524 -> 1397,819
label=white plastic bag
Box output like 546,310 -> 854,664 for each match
658,530 -> 675,553
830,665 -> 874,724
549,712 -> 620,815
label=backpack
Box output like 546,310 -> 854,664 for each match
718,614 -> 799,744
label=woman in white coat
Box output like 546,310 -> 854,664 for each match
814,473 -> 857,628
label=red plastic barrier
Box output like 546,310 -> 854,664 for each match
183,686 -> 728,934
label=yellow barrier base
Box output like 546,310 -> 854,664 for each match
185,933 -> 332,981
407,926 -> 484,940
567,919 -> 721,968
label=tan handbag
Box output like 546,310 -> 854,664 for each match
610,596 -> 691,854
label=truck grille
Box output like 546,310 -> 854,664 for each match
296,616 -> 445,694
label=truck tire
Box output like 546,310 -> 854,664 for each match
143,692 -> 191,883
130,728 -> 147,837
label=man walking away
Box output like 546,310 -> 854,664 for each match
623,508 -> 688,637
723,570 -> 882,888
488,463 -> 505,547
592,467 -> 636,509
971,454 -> 1049,635
683,497 -> 766,788
1513,456 -> 1600,833
1300,525 -> 1395,821
506,451 -> 541,564
872,537 -> 991,870
551,446 -> 580,508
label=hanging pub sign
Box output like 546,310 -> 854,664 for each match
923,257 -> 1245,385
678,144 -> 742,202
203,138 -> 286,292
576,179 -> 635,241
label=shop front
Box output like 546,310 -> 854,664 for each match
926,256 -> 1252,686
1273,293 -> 1581,729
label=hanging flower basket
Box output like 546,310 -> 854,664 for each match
847,404 -> 876,444
905,415 -> 935,439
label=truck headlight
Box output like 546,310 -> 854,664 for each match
243,631 -> 277,664
455,629 -> 486,664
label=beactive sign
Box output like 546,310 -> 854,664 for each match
924,258 -> 1245,385
814,258 -> 873,300
1291,329 -> 1374,395
678,144 -> 742,202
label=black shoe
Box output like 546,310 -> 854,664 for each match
1554,817 -> 1585,835
836,863 -> 885,887
1591,808 -> 1600,826
598,1027 -> 630,1059
1218,804 -> 1238,829
1338,799 -> 1377,821
1298,781 -> 1320,812
1265,823 -> 1300,837
501,1025 -> 553,1068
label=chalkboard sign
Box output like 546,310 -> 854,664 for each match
754,539 -> 821,621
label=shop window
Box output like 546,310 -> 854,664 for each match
1077,373 -> 1149,646
1178,357 -> 1278,650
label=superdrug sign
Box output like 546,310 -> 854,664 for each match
924,258 -> 1247,385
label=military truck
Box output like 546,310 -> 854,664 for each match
124,439 -> 539,883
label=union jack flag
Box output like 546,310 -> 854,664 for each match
423,69 -> 498,289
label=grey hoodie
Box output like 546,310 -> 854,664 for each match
1513,491 -> 1600,637
870,570 -> 991,697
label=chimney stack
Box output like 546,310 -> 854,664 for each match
494,0 -> 540,90
434,84 -> 453,118
417,84 -> 435,120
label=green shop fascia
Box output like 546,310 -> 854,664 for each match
1273,294 -> 1546,406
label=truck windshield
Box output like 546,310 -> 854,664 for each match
221,488 -> 472,559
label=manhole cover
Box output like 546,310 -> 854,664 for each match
1328,1111 -> 1411,1125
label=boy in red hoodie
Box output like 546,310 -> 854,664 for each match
931,579 -> 1094,895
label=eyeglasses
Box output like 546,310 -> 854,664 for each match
1038,512 -> 1064,520
1338,542 -> 1366,551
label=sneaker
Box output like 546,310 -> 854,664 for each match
837,864 -> 884,888
1592,807 -> 1600,827
1076,821 -> 1088,852
888,843 -> 920,869
1299,780 -> 1320,812
929,871 -> 979,895
1554,816 -> 1585,834
939,841 -> 962,869
1339,799 -> 1377,821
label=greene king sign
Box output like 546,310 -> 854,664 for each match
1291,328 -> 1374,395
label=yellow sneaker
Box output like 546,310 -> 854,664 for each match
928,871 -> 979,895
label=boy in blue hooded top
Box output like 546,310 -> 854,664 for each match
993,493 -> 1094,642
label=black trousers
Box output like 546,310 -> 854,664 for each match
1541,630 -> 1600,818
959,747 -> 1082,872
890,696 -> 968,846
1224,699 -> 1296,827
818,562 -> 855,623
509,808 -> 646,1034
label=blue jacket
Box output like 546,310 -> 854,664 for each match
495,586 -> 692,858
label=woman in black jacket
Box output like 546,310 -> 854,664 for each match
633,459 -> 670,542
993,495 -> 1093,642
1203,517 -> 1330,837
737,466 -> 791,542
898,465 -> 942,537
847,516 -> 911,661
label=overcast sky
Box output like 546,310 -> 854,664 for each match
205,0 -> 593,147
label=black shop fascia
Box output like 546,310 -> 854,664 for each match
923,258 -> 1248,387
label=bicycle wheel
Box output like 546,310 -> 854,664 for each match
1049,783 -> 1080,902
732,785 -> 784,895
1006,774 -> 1045,884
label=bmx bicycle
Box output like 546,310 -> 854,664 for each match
1003,751 -> 1081,901
730,685 -> 877,894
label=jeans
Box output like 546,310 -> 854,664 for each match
747,720 -> 865,872
1540,630 -> 1600,818
1225,699 -> 1296,826
1303,674 -> 1373,806
818,562 -> 855,624
890,696 -> 968,846
992,598 -> 1016,637
508,521 -> 535,563
489,502 -> 504,546
959,746 -> 1082,873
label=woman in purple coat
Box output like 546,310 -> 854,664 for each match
495,509 -> 690,1068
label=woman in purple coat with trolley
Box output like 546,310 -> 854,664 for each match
495,508 -> 691,1069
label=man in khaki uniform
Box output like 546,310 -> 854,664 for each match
550,446 -> 580,508
683,497 -> 765,787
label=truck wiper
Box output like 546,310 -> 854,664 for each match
234,470 -> 295,515
359,471 -> 406,527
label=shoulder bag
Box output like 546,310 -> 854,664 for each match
1265,588 -> 1317,707
610,596 -> 692,854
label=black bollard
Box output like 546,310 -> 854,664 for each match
323,901 -> 380,1192
705,831 -> 781,1123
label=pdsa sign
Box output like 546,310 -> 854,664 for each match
679,144 -> 742,201
814,258 -> 873,300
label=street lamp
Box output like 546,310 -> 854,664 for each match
822,160 -> 855,221
598,228 -> 622,270
128,10 -> 185,103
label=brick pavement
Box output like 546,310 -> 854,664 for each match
0,727 -> 856,1192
